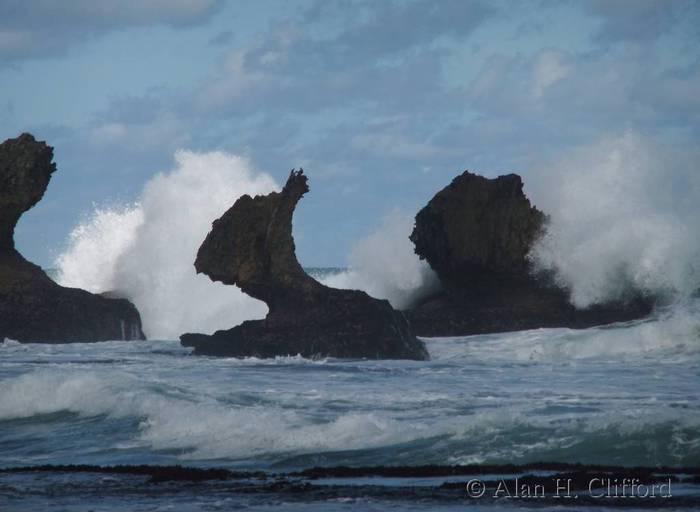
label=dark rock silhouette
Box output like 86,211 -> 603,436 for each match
181,170 -> 427,360
410,172 -> 546,284
406,170 -> 652,336
0,133 -> 145,343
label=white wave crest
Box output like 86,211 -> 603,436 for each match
427,299 -> 700,363
0,370 -> 436,460
1,364 -> 698,465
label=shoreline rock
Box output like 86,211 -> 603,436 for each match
405,170 -> 653,336
0,133 -> 145,343
181,170 -> 427,360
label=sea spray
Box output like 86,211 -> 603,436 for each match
55,205 -> 143,293
56,153 -> 439,337
55,150 -> 277,339
321,210 -> 439,309
528,132 -> 700,308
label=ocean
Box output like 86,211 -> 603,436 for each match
1,296 -> 699,510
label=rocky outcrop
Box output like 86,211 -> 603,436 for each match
410,172 -> 546,284
0,133 -> 145,343
406,170 -> 652,336
181,170 -> 427,360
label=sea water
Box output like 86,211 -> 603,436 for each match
1,300 -> 699,510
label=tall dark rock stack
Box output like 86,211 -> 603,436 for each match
181,170 -> 427,360
406,170 -> 652,336
410,172 -> 545,286
0,133 -> 145,343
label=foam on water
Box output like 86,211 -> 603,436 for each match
428,299 -> 700,363
1,302 -> 698,468
0,367 -> 443,461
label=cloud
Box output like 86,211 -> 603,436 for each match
208,29 -> 233,47
585,0 -> 696,44
531,50 -> 570,98
351,133 -> 456,160
88,112 -> 191,154
311,0 -> 494,62
458,43 -> 699,167
0,0 -> 222,62
194,0 -> 493,115
10,0 -> 699,270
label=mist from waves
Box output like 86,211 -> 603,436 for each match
1,299 -> 699,469
528,132 -> 700,309
54,151 -> 439,338
320,210 -> 439,310
55,150 -> 277,339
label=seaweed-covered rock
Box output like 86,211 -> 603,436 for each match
0,133 -> 145,343
181,170 -> 427,360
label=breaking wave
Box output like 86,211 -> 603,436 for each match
1,301 -> 698,468
528,132 -> 700,308
54,151 -> 439,338
55,150 -> 277,339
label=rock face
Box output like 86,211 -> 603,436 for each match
410,172 -> 546,285
181,170 -> 427,360
406,170 -> 652,336
0,133 -> 145,343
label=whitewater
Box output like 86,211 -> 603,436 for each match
3,134 -> 699,509
16,134 -> 697,470
2,297 -> 699,470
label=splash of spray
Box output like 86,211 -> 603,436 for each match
528,132 -> 700,308
321,210 -> 439,309
56,150 -> 278,339
55,151 -> 439,338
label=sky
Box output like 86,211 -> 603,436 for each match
1,0 -> 698,267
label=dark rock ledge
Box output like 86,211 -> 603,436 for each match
181,170 -> 427,360
2,463 -> 698,506
405,171 -> 653,337
0,133 -> 145,342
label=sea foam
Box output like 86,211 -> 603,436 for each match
1,301 -> 699,467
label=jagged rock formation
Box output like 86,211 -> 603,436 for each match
0,133 -> 145,343
406,171 -> 652,336
181,170 -> 427,360
410,172 -> 546,284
